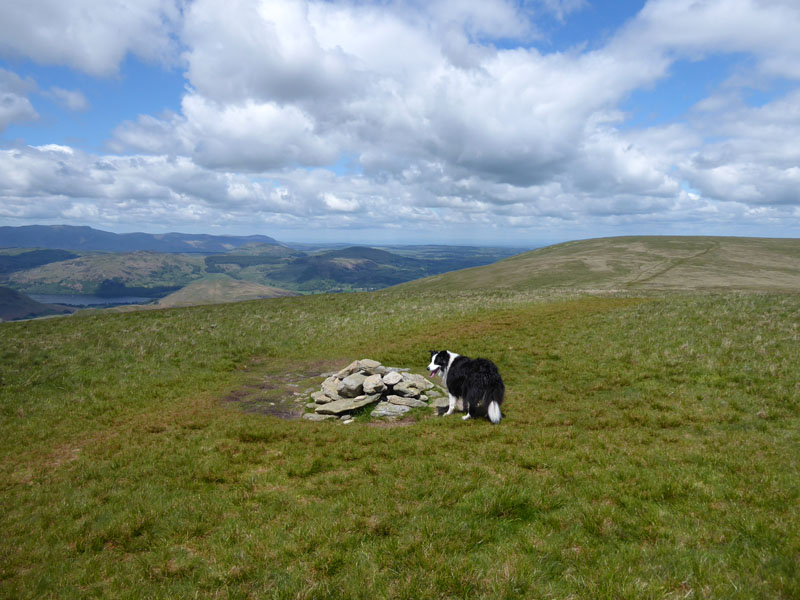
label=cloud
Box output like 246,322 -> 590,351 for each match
0,68 -> 38,132
3,0 -> 800,241
45,87 -> 90,112
0,0 -> 182,76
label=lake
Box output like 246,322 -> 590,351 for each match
30,294 -> 155,307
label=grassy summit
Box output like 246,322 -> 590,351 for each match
397,236 -> 800,292
1,236 -> 799,598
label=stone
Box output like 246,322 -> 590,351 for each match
321,376 -> 342,400
335,360 -> 363,379
303,413 -> 337,422
357,359 -> 382,371
382,371 -> 403,386
371,402 -> 411,418
402,373 -> 435,391
337,372 -> 367,398
392,380 -> 422,398
386,395 -> 427,408
431,396 -> 451,410
342,419 -> 354,425
363,373 -> 386,395
311,391 -> 332,404
315,394 -> 381,415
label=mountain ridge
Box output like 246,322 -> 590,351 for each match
0,225 -> 281,253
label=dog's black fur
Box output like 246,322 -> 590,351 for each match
428,350 -> 504,423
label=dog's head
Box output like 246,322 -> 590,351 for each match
427,350 -> 451,379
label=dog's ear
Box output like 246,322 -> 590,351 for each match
429,349 -> 438,357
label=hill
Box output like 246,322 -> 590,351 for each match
7,251 -> 206,296
2,280 -> 798,597
156,275 -> 297,308
0,286 -> 73,321
395,236 -> 800,292
0,224 -> 280,253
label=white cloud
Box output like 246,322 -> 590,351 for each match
3,0 -> 800,241
45,87 -> 90,112
0,68 -> 38,132
0,0 -> 182,76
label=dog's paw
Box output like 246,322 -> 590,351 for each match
462,414 -> 471,420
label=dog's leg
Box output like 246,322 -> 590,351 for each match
462,413 -> 471,420
444,393 -> 457,416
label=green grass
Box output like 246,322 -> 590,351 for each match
1,289 -> 799,598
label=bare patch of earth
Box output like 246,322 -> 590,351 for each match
222,359 -> 342,420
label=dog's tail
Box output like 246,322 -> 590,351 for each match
488,400 -> 502,424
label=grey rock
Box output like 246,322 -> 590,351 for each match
386,395 -> 427,408
371,402 -> 411,418
335,360 -> 362,379
311,391 -> 332,404
337,372 -> 367,398
321,376 -> 342,400
358,359 -> 382,371
316,393 -> 381,415
392,380 -> 422,398
303,413 -> 337,422
402,373 -> 435,391
431,396 -> 451,410
382,371 -> 403,386
363,373 -> 386,395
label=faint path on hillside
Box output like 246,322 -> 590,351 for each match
626,240 -> 721,287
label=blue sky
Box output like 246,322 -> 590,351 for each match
1,0 -> 799,246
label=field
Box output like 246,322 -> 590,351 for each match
2,277 -> 799,597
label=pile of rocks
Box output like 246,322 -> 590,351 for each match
302,359 -> 447,422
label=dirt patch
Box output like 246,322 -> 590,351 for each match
222,359 -> 342,420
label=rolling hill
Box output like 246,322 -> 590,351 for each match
395,236 -> 800,292
156,275 -> 297,308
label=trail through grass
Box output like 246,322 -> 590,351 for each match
1,290 -> 799,598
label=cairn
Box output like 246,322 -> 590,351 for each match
302,359 -> 447,422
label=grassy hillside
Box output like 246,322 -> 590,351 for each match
8,251 -> 206,295
156,275 -> 297,308
0,286 -> 74,321
397,236 -> 800,292
1,282 -> 798,598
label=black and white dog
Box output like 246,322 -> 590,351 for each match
428,350 -> 504,424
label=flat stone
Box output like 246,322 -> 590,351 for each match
337,372 -> 367,398
315,393 -> 381,415
335,360 -> 362,379
386,395 -> 427,408
371,402 -> 411,418
382,371 -> 403,386
303,413 -> 337,422
363,373 -> 386,395
311,391 -> 332,404
358,359 -> 382,370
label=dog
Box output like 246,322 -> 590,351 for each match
428,350 -> 504,424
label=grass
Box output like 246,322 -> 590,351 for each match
1,288 -> 799,598
397,236 -> 800,293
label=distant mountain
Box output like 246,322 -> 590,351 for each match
0,286 -> 74,321
0,225 -> 281,253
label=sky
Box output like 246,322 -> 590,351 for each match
1,0 -> 799,247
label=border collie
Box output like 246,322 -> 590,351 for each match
428,350 -> 504,424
